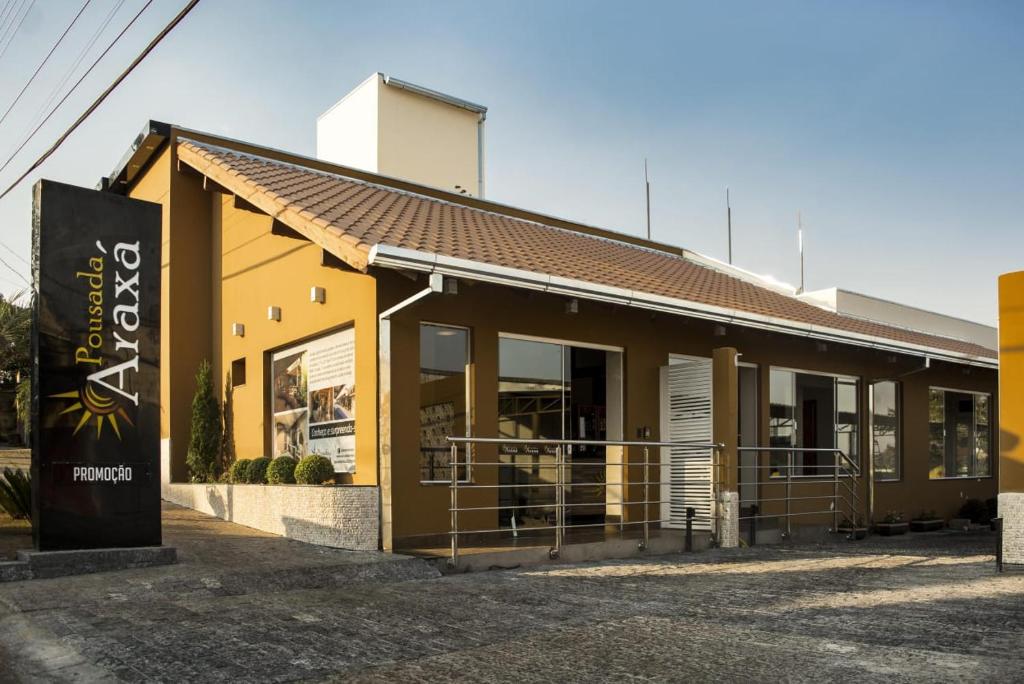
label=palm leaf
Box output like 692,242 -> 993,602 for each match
0,467 -> 30,520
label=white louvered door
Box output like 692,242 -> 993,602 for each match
659,357 -> 714,530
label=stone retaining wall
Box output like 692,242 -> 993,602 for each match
1000,492 -> 1024,565
162,482 -> 379,551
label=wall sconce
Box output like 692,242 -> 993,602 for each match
713,324 -> 727,337
268,306 -> 281,322
565,298 -> 579,314
815,341 -> 828,352
231,323 -> 245,337
310,286 -> 326,304
443,278 -> 458,295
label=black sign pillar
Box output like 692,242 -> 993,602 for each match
32,180 -> 162,550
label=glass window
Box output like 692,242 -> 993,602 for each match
871,381 -> 899,481
419,324 -> 470,482
836,379 -> 859,470
768,368 -> 859,477
928,388 -> 991,479
768,369 -> 796,476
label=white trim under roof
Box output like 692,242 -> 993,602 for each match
367,243 -> 997,369
382,75 -> 488,115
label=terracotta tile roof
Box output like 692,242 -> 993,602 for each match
176,138 -> 996,362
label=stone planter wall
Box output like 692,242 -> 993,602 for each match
1000,493 -> 1024,565
162,482 -> 379,551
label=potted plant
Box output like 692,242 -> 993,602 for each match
910,510 -> 943,532
874,511 -> 909,536
837,515 -> 868,540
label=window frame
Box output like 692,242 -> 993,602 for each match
869,380 -> 901,482
767,366 -> 861,479
418,322 -> 473,485
927,386 -> 992,481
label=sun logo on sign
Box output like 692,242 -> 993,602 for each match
51,383 -> 134,439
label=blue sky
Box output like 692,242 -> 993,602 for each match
0,0 -> 1021,324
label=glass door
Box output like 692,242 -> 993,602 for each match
497,337 -> 617,533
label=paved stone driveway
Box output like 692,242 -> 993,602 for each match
1,510 -> 1021,682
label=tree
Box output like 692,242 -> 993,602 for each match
0,291 -> 32,444
0,291 -> 30,385
186,360 -> 221,482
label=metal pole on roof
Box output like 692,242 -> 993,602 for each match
797,211 -> 805,294
645,159 -> 651,240
727,187 -> 733,264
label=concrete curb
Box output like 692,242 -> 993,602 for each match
1,546 -> 177,582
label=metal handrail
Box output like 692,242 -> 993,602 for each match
735,446 -> 861,538
448,436 -> 719,448
444,436 -> 723,567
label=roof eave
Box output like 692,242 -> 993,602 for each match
367,244 -> 998,369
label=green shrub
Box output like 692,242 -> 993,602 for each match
267,456 -> 298,485
247,457 -> 271,484
294,455 -> 334,485
229,459 -> 252,484
187,360 -> 222,482
0,467 -> 30,520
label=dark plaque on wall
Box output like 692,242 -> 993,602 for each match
31,180 -> 161,550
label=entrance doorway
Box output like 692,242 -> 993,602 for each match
497,336 -> 623,534
738,363 -> 759,510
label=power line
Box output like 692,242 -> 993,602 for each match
0,0 -> 201,202
0,0 -> 93,129
22,0 -> 125,140
0,238 -> 27,267
0,0 -> 153,179
0,252 -> 29,286
0,0 -> 29,57
0,0 -> 20,39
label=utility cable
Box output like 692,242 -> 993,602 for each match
0,0 -> 30,58
0,0 -> 20,41
0,239 -> 27,266
0,0 -> 93,129
23,0 -> 124,138
0,0 -> 153,179
0,0 -> 201,202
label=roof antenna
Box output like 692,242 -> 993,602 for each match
726,187 -> 733,264
797,210 -> 805,294
644,158 -> 651,240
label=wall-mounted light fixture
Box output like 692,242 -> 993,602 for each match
231,323 -> 245,337
815,341 -> 828,352
713,324 -> 727,337
310,286 -> 326,304
443,278 -> 458,295
565,298 -> 579,314
268,306 -> 281,322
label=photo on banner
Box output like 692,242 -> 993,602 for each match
271,327 -> 356,472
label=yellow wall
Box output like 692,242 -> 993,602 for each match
129,146 -> 212,482
1000,271 -> 1024,492
377,81 -> 482,196
130,139 -> 379,485
380,270 -> 999,543
213,196 -> 379,484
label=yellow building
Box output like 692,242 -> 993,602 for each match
998,271 -> 1024,564
102,75 -> 1000,559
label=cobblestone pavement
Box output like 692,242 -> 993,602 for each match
1,518 -> 1021,682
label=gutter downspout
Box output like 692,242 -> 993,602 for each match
377,273 -> 443,551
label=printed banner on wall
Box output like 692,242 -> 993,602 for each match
271,328 -> 356,472
32,179 -> 162,551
